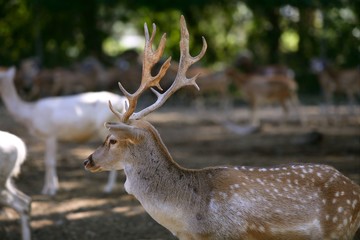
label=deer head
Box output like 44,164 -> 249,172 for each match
83,15 -> 207,173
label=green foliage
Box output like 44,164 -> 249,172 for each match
0,0 -> 358,93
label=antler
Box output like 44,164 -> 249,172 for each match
109,15 -> 207,122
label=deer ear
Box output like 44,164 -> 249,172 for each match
105,122 -> 143,143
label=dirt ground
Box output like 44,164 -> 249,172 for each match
0,103 -> 359,240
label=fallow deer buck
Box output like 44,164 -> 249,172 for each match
84,16 -> 360,239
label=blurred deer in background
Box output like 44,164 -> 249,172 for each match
84,16 -> 360,239
226,67 -> 302,125
0,67 -> 128,195
163,62 -> 231,108
234,52 -> 295,78
311,58 -> 360,114
17,57 -> 103,99
72,53 -> 143,94
0,131 -> 31,240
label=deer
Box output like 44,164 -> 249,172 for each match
0,131 -> 31,240
0,67 -> 128,195
311,58 -> 360,115
17,58 -> 102,99
165,62 -> 231,109
83,16 -> 360,239
226,67 -> 302,125
234,52 -> 295,78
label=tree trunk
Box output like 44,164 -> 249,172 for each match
264,8 -> 281,64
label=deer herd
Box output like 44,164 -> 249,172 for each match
0,16 -> 360,240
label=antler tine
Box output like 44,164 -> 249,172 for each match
131,15 -> 207,120
108,100 -> 124,122
175,15 -> 207,91
118,21 -> 171,122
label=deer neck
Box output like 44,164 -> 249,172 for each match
122,122 -> 208,221
123,123 -> 185,197
0,77 -> 34,124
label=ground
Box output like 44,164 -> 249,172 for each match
0,103 -> 359,240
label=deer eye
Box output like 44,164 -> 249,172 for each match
109,139 -> 117,145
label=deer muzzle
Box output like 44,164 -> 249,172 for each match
83,155 -> 103,172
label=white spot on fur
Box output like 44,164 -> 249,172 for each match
258,225 -> 265,232
219,192 -> 228,199
343,219 -> 348,225
352,200 -> 358,209
270,219 -> 321,235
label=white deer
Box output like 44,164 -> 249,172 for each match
84,16 -> 360,239
0,130 -> 31,240
0,67 -> 128,195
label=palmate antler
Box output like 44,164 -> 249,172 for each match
109,15 -> 207,122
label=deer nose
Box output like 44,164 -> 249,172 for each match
84,155 -> 94,167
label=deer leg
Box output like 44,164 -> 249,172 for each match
42,137 -> 58,195
249,102 -> 259,126
0,188 -> 31,240
6,179 -> 31,208
194,96 -> 205,111
14,191 -> 31,240
323,90 -> 334,116
222,94 -> 233,113
20,213 -> 31,240
280,100 -> 289,125
346,91 -> 356,114
290,95 -> 305,125
103,170 -> 118,193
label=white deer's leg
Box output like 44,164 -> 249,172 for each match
13,194 -> 31,240
103,170 -> 118,193
20,213 -> 31,240
42,137 -> 58,195
6,179 -> 31,209
0,188 -> 31,240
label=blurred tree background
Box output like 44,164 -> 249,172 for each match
0,0 -> 359,94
